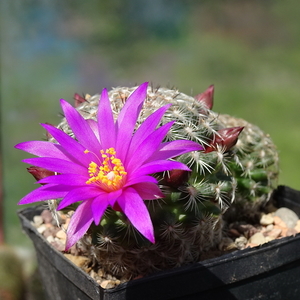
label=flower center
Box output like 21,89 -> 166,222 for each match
85,147 -> 127,192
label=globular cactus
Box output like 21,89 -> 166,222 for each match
48,84 -> 279,279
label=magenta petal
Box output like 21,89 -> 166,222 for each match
116,82 -> 148,128
60,99 -> 101,154
91,194 -> 110,225
86,119 -> 100,141
116,83 -> 148,159
106,189 -> 123,206
41,123 -> 93,166
160,140 -> 204,152
117,187 -> 155,243
127,121 -> 175,171
57,186 -> 101,210
131,182 -> 164,200
15,141 -> 71,161
131,160 -> 191,178
125,175 -> 158,187
97,89 -> 116,149
18,184 -> 71,205
38,174 -> 88,186
66,199 -> 94,250
23,157 -> 87,175
126,104 -> 172,162
148,140 -> 203,162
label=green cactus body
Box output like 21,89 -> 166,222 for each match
50,85 -> 279,279
214,114 -> 279,223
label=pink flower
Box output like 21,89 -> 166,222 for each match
15,83 -> 203,249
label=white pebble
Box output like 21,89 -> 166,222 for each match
265,224 -> 274,231
37,224 -> 47,234
260,213 -> 274,226
56,230 -> 67,240
33,216 -> 43,227
46,236 -> 55,243
275,207 -> 299,228
249,232 -> 266,245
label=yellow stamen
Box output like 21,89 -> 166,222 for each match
86,148 -> 127,192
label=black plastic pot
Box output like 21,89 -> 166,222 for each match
18,185 -> 300,300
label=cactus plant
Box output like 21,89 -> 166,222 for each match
16,83 -> 279,281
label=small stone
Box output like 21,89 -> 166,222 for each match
46,235 -> 55,243
274,225 -> 287,237
266,228 -> 282,239
33,216 -> 43,227
234,236 -> 248,249
98,269 -> 105,277
64,254 -> 90,269
51,240 -> 65,252
89,270 -> 96,279
274,207 -> 299,229
265,224 -> 274,231
294,220 -> 300,233
260,213 -> 274,226
273,215 -> 285,226
286,228 -> 298,237
273,216 -> 288,229
37,224 -> 47,234
56,230 -> 67,240
100,280 -> 116,289
43,227 -> 59,238
41,209 -> 53,224
249,232 -> 266,245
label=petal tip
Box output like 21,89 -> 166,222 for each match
14,143 -> 22,150
138,82 -> 149,92
148,233 -> 155,244
101,88 -> 108,96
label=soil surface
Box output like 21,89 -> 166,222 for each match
31,204 -> 300,289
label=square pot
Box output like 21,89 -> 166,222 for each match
18,186 -> 300,300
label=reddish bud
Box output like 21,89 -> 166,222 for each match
74,93 -> 87,108
27,166 -> 55,183
163,169 -> 191,188
194,85 -> 214,110
204,126 -> 244,153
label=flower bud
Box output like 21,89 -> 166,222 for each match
27,166 -> 55,183
194,85 -> 214,110
204,126 -> 244,153
74,93 -> 86,108
163,169 -> 191,189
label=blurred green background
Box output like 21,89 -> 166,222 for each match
1,0 -> 300,250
